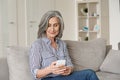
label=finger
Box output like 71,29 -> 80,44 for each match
51,61 -> 57,65
61,71 -> 70,76
55,70 -> 65,74
53,67 -> 66,71
57,65 -> 66,69
53,68 -> 66,74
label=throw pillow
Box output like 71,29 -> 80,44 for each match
100,49 -> 120,74
65,38 -> 106,71
7,46 -> 33,80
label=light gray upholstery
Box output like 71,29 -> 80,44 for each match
100,49 -> 120,74
65,38 -> 106,71
0,58 -> 9,80
1,38 -> 120,80
7,46 -> 33,80
97,72 -> 120,80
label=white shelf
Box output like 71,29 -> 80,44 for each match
78,16 -> 88,18
79,31 -> 98,33
79,31 -> 88,32
77,0 -> 100,41
77,0 -> 99,3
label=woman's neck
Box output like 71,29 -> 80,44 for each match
48,37 -> 58,49
48,37 -> 55,43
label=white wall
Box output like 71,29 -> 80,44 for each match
109,0 -> 120,49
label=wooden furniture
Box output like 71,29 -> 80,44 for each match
76,0 -> 101,41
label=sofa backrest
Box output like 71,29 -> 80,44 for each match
64,38 -> 112,71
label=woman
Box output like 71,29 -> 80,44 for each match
29,10 -> 99,80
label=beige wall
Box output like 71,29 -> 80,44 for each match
55,0 -> 77,40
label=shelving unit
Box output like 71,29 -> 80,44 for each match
76,0 -> 101,41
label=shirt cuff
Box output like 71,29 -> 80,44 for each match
33,69 -> 39,79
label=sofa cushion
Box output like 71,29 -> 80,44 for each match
65,38 -> 106,71
100,49 -> 120,74
0,58 -> 9,80
97,72 -> 120,80
7,46 -> 33,80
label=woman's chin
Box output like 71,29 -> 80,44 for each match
47,35 -> 56,38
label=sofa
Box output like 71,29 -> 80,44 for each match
118,42 -> 120,50
0,38 -> 120,80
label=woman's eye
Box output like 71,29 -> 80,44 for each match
54,24 -> 57,27
54,23 -> 59,27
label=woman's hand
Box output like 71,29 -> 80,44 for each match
47,61 -> 73,75
61,66 -> 73,76
48,61 -> 67,75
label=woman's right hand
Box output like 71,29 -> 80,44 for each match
48,61 -> 66,75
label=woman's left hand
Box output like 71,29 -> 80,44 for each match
61,66 -> 73,76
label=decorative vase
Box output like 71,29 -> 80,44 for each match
81,7 -> 88,16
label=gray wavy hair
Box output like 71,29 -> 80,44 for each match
37,10 -> 64,38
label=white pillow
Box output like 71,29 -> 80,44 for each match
7,46 -> 33,80
100,49 -> 120,74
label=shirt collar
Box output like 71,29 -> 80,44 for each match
42,37 -> 59,44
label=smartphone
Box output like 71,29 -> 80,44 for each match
56,60 -> 66,66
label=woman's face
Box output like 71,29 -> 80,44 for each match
46,17 -> 60,39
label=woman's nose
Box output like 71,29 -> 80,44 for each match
50,26 -> 54,31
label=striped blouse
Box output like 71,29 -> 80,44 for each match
29,37 -> 73,80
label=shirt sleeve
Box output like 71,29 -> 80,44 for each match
63,41 -> 74,67
29,41 -> 42,79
